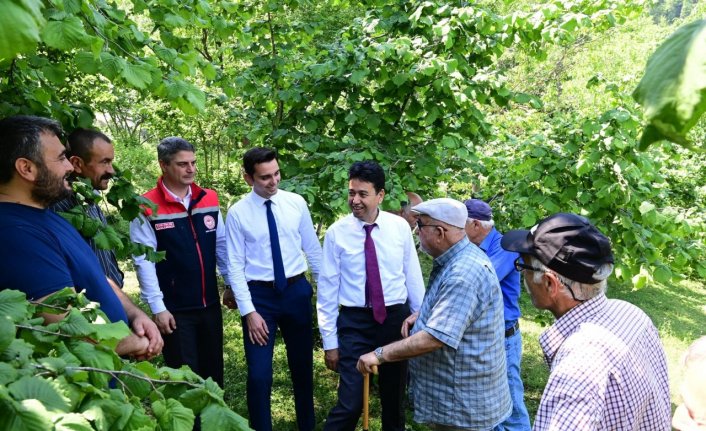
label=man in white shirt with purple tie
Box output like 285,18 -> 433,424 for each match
317,160 -> 425,431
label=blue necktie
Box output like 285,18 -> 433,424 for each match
265,200 -> 287,292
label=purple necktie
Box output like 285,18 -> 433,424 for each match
364,224 -> 386,324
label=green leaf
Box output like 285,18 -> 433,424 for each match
0,362 -> 19,385
653,266 -> 672,284
350,70 -> 367,84
638,201 -> 656,215
54,413 -> 93,431
200,403 -> 251,430
93,226 -> 122,251
9,376 -> 71,411
0,290 -> 30,323
179,388 -> 209,415
99,52 -> 124,80
153,399 -> 195,431
121,61 -> 153,90
74,51 -> 100,74
117,364 -> 151,399
58,309 -> 94,337
0,399 -> 53,430
0,0 -> 45,61
69,342 -> 116,387
0,317 -> 17,354
1,339 -> 34,364
92,321 -> 130,350
41,16 -> 89,51
633,19 -> 706,151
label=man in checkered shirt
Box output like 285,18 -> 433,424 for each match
358,198 -> 512,430
502,213 -> 671,431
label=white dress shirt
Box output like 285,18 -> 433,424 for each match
130,183 -> 233,314
316,210 -> 425,350
225,189 -> 322,316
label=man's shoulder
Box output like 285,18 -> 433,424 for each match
326,214 -> 355,235
229,191 -> 254,212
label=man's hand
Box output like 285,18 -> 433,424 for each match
401,311 -> 420,338
115,333 -> 150,358
154,310 -> 176,335
324,348 -> 340,372
222,287 -> 237,310
131,313 -> 164,358
357,352 -> 380,374
244,311 -> 269,346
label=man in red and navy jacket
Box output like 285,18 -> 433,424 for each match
130,137 -> 233,387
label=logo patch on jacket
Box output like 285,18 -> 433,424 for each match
203,215 -> 216,230
155,221 -> 175,230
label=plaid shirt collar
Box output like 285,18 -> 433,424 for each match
433,236 -> 471,269
539,293 -> 608,367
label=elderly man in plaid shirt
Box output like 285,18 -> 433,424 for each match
358,198 -> 512,430
502,213 -> 671,431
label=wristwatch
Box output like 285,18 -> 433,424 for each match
374,347 -> 385,364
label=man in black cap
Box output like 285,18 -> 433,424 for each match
501,213 -> 671,431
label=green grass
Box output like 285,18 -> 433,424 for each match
122,268 -> 706,430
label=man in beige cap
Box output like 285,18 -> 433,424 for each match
358,198 -> 511,431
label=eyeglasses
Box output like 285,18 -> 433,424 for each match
514,258 -> 585,303
514,258 -> 543,272
415,220 -> 447,232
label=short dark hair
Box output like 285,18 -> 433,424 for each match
0,115 -> 63,184
157,137 -> 195,163
349,160 -> 385,193
243,147 -> 278,176
66,128 -> 112,161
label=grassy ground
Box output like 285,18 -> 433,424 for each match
123,268 -> 706,430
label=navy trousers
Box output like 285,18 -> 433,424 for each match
323,303 -> 410,431
242,276 -> 314,431
162,303 -> 224,387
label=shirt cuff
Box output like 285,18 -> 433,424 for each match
322,335 -> 339,351
237,300 -> 256,316
149,300 -> 167,315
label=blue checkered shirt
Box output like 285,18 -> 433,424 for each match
535,293 -> 671,430
409,237 -> 512,429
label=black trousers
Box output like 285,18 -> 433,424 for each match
162,303 -> 224,387
324,303 -> 410,431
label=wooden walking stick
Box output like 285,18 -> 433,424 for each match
363,365 -> 378,431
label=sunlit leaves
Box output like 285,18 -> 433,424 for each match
0,0 -> 45,62
41,16 -> 91,51
633,19 -> 706,152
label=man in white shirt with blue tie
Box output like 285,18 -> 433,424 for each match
317,160 -> 425,431
224,147 -> 322,431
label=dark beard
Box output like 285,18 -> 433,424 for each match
32,164 -> 72,207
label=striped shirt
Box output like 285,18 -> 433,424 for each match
535,293 -> 671,431
51,194 -> 124,288
410,237 -> 511,429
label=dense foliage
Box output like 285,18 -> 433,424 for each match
0,289 -> 250,430
0,0 -> 704,282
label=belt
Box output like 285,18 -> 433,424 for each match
505,321 -> 520,338
340,304 -> 407,313
248,273 -> 305,289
